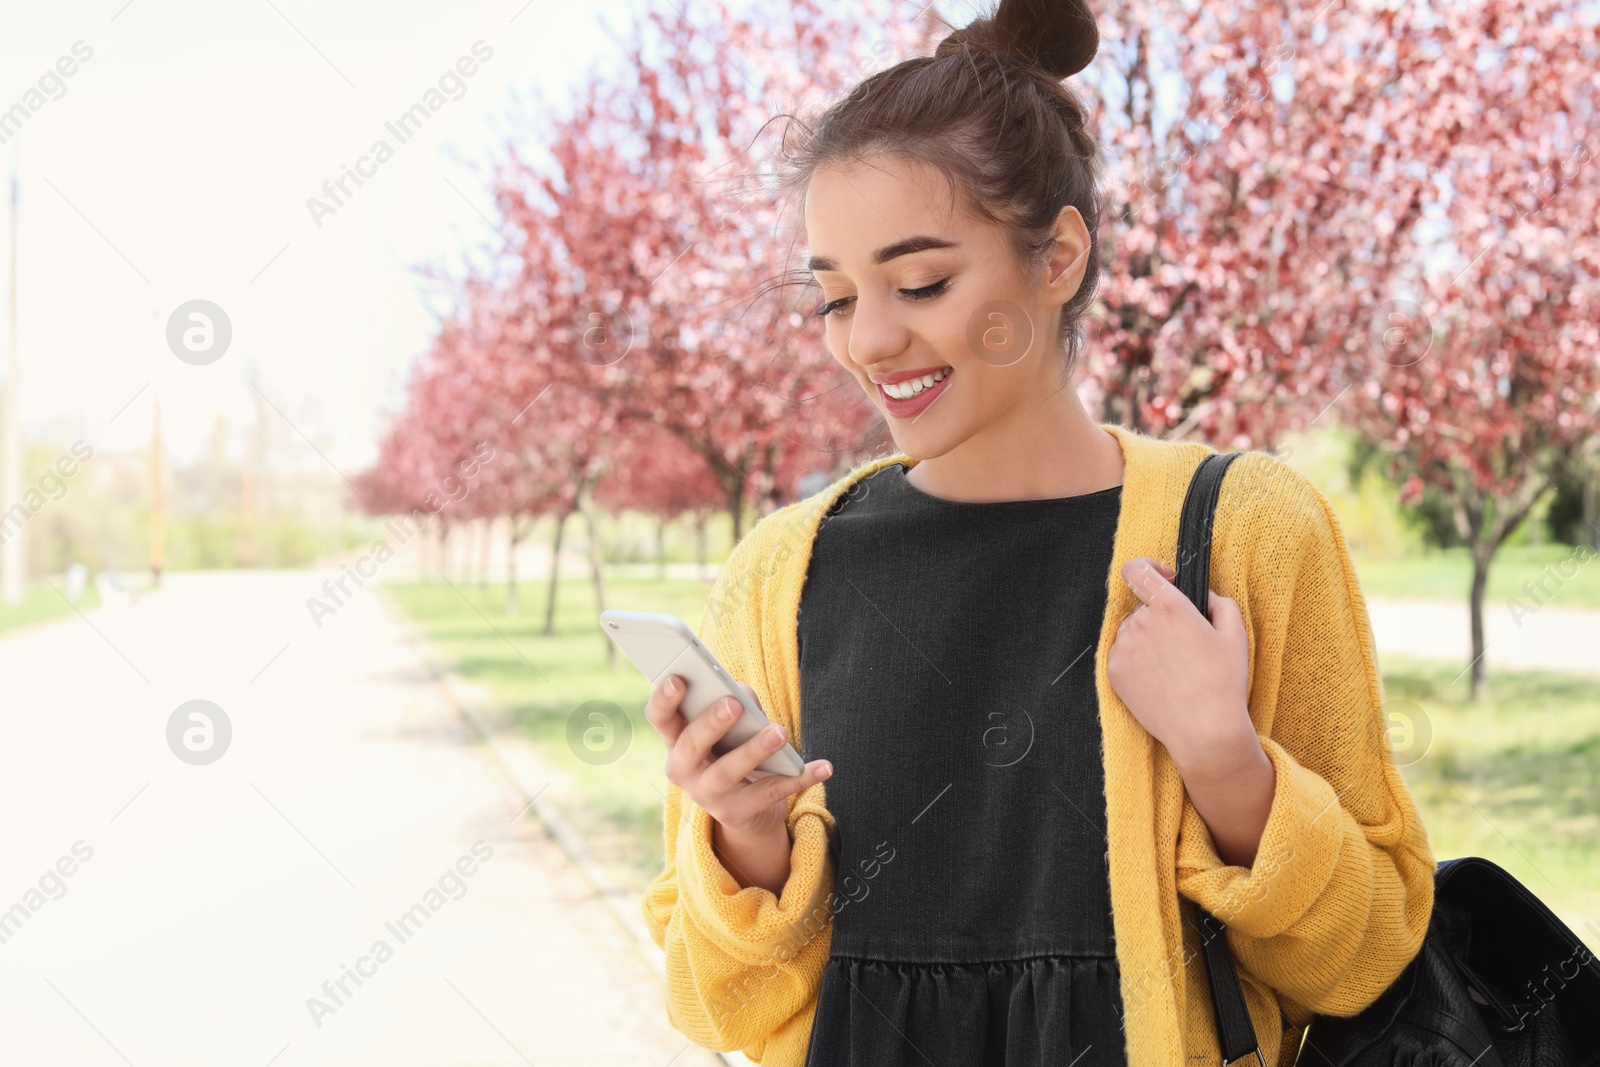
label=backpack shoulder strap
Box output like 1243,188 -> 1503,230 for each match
1175,449 -> 1265,1066
1176,451 -> 1246,615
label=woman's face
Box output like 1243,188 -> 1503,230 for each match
803,154 -> 1088,460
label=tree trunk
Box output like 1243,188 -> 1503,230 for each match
1449,470 -> 1552,702
757,439 -> 780,516
506,515 -> 524,616
542,509 -> 571,637
694,510 -> 710,581
583,500 -> 617,671
1584,467 -> 1599,550
725,478 -> 744,545
479,516 -> 493,592
655,514 -> 668,580
1468,544 -> 1491,702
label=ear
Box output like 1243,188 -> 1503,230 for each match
1042,204 -> 1091,304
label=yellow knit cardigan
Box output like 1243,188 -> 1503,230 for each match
642,422 -> 1436,1067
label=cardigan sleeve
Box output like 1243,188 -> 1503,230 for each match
1173,475 -> 1436,1017
639,521 -> 837,1059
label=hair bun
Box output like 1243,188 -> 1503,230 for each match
934,0 -> 1099,79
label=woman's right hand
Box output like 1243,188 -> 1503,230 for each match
646,673 -> 833,843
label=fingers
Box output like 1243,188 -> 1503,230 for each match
1121,557 -> 1182,611
1120,559 -> 1244,642
720,758 -> 833,823
1207,590 -> 1245,632
643,674 -> 689,747
666,692 -> 742,778
746,759 -> 833,806
702,717 -> 796,794
654,675 -> 828,833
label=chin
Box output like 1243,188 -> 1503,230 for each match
882,420 -> 966,462
854,370 -> 973,460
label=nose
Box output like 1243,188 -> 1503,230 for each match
845,293 -> 911,371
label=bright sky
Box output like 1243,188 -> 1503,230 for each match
6,0 -> 1415,478
0,0 -> 653,471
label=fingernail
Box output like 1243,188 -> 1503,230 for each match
773,724 -> 788,740
819,762 -> 833,779
721,699 -> 739,720
664,676 -> 679,696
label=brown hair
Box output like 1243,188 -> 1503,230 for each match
776,0 -> 1105,376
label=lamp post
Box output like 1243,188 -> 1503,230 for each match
149,396 -> 164,588
2,137 -> 24,606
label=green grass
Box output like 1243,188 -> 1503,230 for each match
0,580 -> 102,635
1350,543 -> 1600,610
1385,653 -> 1600,934
385,574 -> 715,891
386,576 -> 1600,937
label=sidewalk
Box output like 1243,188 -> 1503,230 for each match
0,570 -> 723,1067
1365,595 -> 1600,677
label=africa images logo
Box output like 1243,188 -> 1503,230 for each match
305,41 -> 494,228
305,841 -> 494,1028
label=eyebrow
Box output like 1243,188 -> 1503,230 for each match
807,235 -> 958,273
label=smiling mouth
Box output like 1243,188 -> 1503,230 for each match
878,367 -> 950,400
874,366 -> 953,419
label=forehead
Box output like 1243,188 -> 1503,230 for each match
802,155 -> 965,256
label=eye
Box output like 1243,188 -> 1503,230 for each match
812,295 -> 854,319
811,278 -> 951,319
902,278 -> 950,301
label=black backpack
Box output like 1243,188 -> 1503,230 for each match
1177,453 -> 1600,1067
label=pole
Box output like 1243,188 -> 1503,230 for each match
149,398 -> 165,587
242,363 -> 264,567
1,138 -> 24,606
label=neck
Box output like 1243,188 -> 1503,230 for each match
903,387 -> 1125,503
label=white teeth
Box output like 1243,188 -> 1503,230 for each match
882,368 -> 949,399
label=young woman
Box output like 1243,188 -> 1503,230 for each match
641,1 -> 1436,1064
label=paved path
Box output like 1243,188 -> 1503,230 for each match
0,570 -> 721,1067
1364,595 -> 1600,678
4,571 -> 1593,1067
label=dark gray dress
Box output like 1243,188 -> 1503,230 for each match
796,462 -> 1128,1067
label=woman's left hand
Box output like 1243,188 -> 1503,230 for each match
1107,557 -> 1255,775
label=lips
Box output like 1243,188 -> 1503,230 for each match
876,367 -> 953,419
869,365 -> 950,386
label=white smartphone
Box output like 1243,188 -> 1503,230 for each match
600,609 -> 805,777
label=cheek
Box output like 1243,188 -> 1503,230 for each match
946,297 -> 1037,372
933,304 -> 978,369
